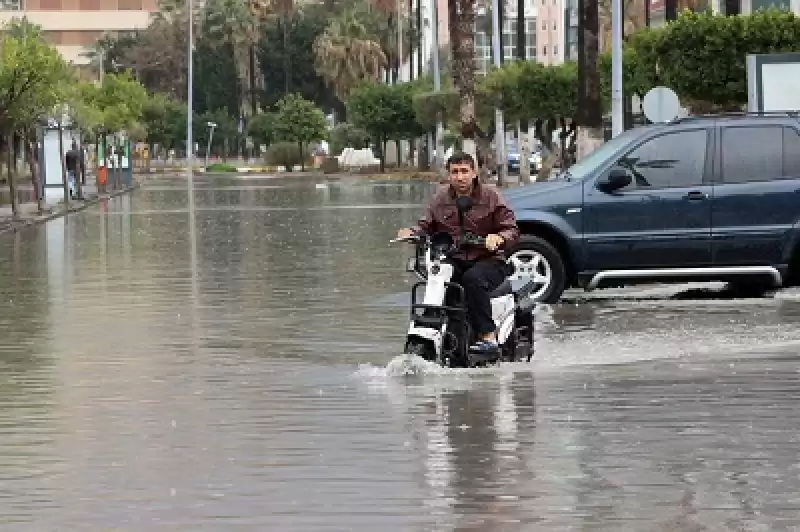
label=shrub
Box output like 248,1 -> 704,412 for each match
266,142 -> 304,171
205,162 -> 238,172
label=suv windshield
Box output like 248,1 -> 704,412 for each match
562,127 -> 644,181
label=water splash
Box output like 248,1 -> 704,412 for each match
356,353 -> 451,379
355,352 -> 536,382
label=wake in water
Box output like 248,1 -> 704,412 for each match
355,352 -> 532,380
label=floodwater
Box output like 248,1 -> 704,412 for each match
2,174 -> 800,531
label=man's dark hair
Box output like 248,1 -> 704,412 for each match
446,151 -> 476,170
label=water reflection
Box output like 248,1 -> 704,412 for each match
1,175 -> 800,529
362,355 -> 800,530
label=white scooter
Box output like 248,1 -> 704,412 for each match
391,196 -> 535,368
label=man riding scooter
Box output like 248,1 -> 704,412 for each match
396,152 -> 520,355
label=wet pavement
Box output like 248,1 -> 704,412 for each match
2,173 -> 800,530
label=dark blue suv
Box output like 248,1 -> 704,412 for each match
502,113 -> 800,303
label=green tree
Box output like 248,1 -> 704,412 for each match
347,81 -> 424,171
195,109 -> 239,159
258,5 -> 338,113
0,19 -> 71,216
78,72 -> 148,187
246,112 -> 276,147
272,93 -> 327,170
328,122 -> 370,155
313,2 -> 387,102
201,0 -> 260,116
141,93 -> 190,154
194,34 -> 242,118
79,71 -> 148,133
117,8 -> 189,100
599,10 -> 800,113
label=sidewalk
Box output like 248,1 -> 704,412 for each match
0,182 -> 134,235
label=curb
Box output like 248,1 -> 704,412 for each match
0,184 -> 139,236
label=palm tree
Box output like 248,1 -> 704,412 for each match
313,6 -> 387,101
250,0 -> 294,102
201,0 -> 263,116
449,0 -> 479,158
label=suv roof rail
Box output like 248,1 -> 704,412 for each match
671,110 -> 800,123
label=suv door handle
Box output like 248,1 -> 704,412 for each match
685,191 -> 708,200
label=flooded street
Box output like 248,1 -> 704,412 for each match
2,174 -> 800,530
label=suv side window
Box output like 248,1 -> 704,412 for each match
721,126 -> 783,184
612,129 -> 708,190
783,127 -> 800,177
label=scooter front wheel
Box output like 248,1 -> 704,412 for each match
405,340 -> 435,362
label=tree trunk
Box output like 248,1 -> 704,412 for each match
578,0 -> 601,130
299,142 -> 305,171
25,134 -> 44,214
283,15 -> 290,94
476,133 -> 492,183
379,135 -> 386,172
577,0 -> 603,160
249,43 -> 258,115
74,132 -> 84,200
7,136 -> 19,219
532,119 -> 556,181
450,0 -> 478,159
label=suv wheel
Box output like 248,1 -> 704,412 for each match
506,236 -> 567,304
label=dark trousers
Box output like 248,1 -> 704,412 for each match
447,257 -> 509,336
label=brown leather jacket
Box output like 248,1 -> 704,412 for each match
412,182 -> 520,261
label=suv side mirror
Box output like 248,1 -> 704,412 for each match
596,168 -> 632,192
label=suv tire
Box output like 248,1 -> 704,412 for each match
506,235 -> 567,304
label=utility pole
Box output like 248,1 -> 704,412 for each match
187,0 -> 194,179
611,0 -> 623,136
491,0 -> 506,186
431,0 -> 444,173
516,0 -> 530,183
397,0 -> 404,166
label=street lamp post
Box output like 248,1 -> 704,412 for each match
491,0 -> 507,186
187,0 -> 194,182
204,121 -> 217,170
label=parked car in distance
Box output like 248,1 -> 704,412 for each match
506,139 -> 541,175
502,112 -> 800,303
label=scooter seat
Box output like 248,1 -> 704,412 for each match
489,279 -> 513,298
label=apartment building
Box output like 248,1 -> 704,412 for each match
0,0 -> 157,65
471,0 -> 579,72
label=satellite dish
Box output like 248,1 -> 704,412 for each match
642,86 -> 681,124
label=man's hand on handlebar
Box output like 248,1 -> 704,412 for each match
485,234 -> 504,251
396,227 -> 416,240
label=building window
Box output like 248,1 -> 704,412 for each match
526,18 -> 537,58
542,45 -> 547,55
553,45 -> 558,55
0,0 -> 23,8
502,19 -> 517,59
553,21 -> 557,30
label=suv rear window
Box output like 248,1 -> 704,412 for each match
721,125 -> 800,183
784,127 -> 800,177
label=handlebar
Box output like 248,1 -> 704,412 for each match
389,234 -> 423,244
389,232 -> 487,249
